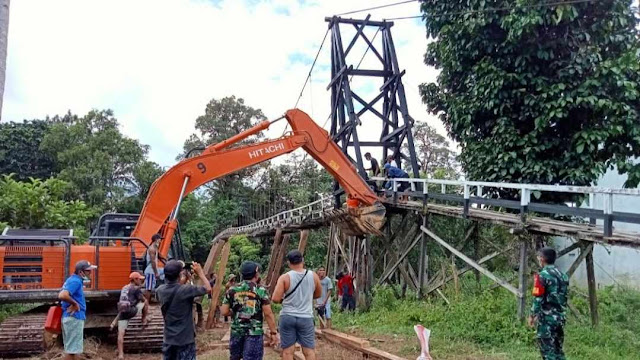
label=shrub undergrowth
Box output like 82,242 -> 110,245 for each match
331,281 -> 640,359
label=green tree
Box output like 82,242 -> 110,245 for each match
0,120 -> 57,180
420,0 -> 640,188
40,110 -> 151,210
179,196 -> 240,263
403,122 -> 458,179
180,96 -> 268,195
227,234 -> 263,277
0,175 -> 96,240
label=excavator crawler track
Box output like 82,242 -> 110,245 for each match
0,313 -> 47,358
122,305 -> 164,353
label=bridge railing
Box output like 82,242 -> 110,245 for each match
371,176 -> 640,237
224,196 -> 334,236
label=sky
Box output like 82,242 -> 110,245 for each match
2,0 -> 440,168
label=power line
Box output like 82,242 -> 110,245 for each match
384,0 -> 599,21
336,0 -> 419,17
293,27 -> 331,109
283,27 -> 331,137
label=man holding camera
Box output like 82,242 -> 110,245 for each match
157,260 -> 211,360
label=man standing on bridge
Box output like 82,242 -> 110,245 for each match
528,247 -> 569,360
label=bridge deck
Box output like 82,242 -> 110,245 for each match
221,196 -> 640,248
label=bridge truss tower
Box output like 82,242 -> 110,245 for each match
325,16 -> 420,194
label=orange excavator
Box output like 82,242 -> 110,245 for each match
0,109 -> 385,356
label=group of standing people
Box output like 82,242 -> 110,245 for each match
57,229 -> 569,360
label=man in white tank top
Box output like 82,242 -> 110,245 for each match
272,250 -> 322,360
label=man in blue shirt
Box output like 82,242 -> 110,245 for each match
383,163 -> 410,193
58,260 -> 97,360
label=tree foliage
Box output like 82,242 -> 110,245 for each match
0,175 -> 96,240
403,122 -> 458,179
40,110 -> 158,210
420,0 -> 640,187
0,120 -> 57,180
180,96 -> 268,195
179,196 -> 240,262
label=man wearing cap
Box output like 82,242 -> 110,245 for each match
529,247 -> 569,360
111,272 -> 149,360
221,261 -> 278,360
272,250 -> 322,360
58,260 -> 97,360
157,260 -> 211,360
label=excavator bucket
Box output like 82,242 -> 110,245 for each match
329,203 -> 386,237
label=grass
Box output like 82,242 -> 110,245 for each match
331,281 -> 640,359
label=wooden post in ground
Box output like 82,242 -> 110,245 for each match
585,247 -> 599,326
264,228 -> 283,287
206,241 -> 231,329
417,214 -> 427,298
473,225 -> 481,286
517,237 -> 528,321
325,225 -> 334,275
269,234 -> 290,295
298,230 -> 309,254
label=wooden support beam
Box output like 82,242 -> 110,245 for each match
451,256 -> 460,295
417,214 -> 427,298
325,225 -> 335,274
298,230 -> 309,254
557,241 -> 581,258
585,248 -> 599,326
269,234 -> 291,295
264,228 -> 284,287
378,232 -> 422,285
317,329 -> 407,360
426,247 -> 510,294
206,241 -> 231,329
473,226 -> 480,285
421,226 -> 522,297
566,242 -> 594,278
517,238 -> 528,321
436,289 -> 450,305
203,240 -> 223,276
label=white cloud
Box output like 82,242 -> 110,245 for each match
3,0 -> 441,167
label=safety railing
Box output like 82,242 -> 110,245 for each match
371,176 -> 640,237
223,196 -> 335,236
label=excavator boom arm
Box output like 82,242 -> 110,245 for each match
131,109 -> 379,258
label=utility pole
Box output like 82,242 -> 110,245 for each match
0,0 -> 9,120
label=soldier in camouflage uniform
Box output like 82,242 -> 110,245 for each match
528,247 -> 569,360
221,261 -> 279,360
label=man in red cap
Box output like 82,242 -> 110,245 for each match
111,271 -> 149,360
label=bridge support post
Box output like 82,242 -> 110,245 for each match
268,234 -> 291,295
264,228 -> 283,287
206,240 -> 231,329
517,237 -> 528,321
585,246 -> 599,326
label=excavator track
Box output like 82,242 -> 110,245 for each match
0,313 -> 47,358
122,305 -> 164,353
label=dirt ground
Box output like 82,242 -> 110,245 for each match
22,324 -> 360,360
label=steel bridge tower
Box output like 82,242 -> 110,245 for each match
325,16 -> 420,201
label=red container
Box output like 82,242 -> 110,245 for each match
44,306 -> 63,334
